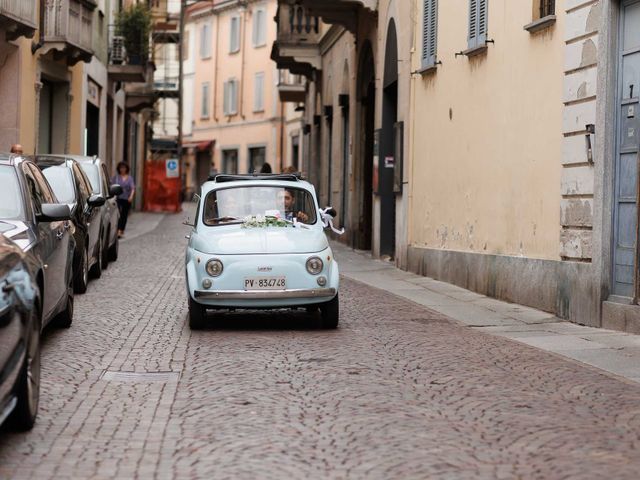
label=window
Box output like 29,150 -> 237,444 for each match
222,149 -> 238,174
421,0 -> 438,69
468,0 -> 488,50
223,79 -> 238,116
200,23 -> 211,59
230,16 -> 241,53
248,146 -> 266,173
536,0 -> 555,19
252,7 -> 266,47
201,82 -> 210,118
253,72 -> 265,112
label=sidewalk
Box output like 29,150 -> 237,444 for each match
331,241 -> 640,384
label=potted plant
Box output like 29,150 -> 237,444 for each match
116,3 -> 152,65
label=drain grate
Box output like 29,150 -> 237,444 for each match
100,371 -> 180,383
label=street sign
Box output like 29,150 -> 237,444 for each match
166,158 -> 179,178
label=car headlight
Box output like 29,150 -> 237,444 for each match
205,259 -> 224,277
306,256 -> 323,275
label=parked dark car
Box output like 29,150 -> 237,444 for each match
75,156 -> 122,266
0,234 -> 41,430
31,155 -> 106,294
0,154 -> 74,329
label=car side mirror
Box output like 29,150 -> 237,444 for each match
37,203 -> 72,222
88,194 -> 106,207
324,207 -> 337,218
109,184 -> 123,197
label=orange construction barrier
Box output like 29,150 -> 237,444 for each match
143,158 -> 182,213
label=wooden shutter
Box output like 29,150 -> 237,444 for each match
254,73 -> 264,111
468,0 -> 488,49
422,0 -> 437,68
223,81 -> 229,115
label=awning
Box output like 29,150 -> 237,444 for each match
183,140 -> 214,152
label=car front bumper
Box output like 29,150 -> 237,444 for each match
194,287 -> 337,300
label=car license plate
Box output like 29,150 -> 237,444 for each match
244,276 -> 286,290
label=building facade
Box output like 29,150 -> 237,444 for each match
182,0 -> 299,198
272,0 -> 640,333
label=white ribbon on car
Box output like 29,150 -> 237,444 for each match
320,207 -> 345,235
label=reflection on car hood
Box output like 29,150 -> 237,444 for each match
193,224 -> 328,255
0,220 -> 33,250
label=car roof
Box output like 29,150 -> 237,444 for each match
201,174 -> 315,195
0,153 -> 23,166
67,155 -> 99,164
30,154 -> 73,167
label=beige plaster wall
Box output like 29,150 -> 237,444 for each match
410,0 -> 564,260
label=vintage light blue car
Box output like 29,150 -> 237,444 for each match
185,174 -> 341,329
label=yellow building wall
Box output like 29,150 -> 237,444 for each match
17,37 -> 38,154
69,62 -> 85,154
410,0 -> 564,260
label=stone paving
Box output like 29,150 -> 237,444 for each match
0,212 -> 639,479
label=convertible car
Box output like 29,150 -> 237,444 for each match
185,174 -> 341,329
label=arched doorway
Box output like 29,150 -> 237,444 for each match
354,41 -> 375,250
380,19 -> 398,259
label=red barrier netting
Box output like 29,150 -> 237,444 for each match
143,159 -> 182,213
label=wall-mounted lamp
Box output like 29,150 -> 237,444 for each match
585,123 -> 595,165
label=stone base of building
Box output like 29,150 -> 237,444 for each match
406,246 -> 599,328
602,302 -> 640,335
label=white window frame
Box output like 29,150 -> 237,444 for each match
230,16 -> 241,53
421,0 -> 438,70
253,72 -> 265,112
252,7 -> 267,47
200,22 -> 211,59
201,82 -> 210,118
223,79 -> 238,116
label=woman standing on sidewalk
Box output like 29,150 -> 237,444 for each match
112,162 -> 135,238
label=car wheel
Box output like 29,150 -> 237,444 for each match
188,297 -> 207,330
101,230 -> 110,270
108,234 -> 119,262
9,307 -> 41,431
90,236 -> 103,279
74,246 -> 89,294
320,295 -> 339,329
54,284 -> 74,329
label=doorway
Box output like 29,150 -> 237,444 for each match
612,0 -> 640,300
355,41 -> 375,251
85,102 -> 100,156
379,20 -> 399,259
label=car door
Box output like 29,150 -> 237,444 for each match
101,163 -> 118,245
22,164 -> 66,320
73,163 -> 101,263
0,257 -> 22,403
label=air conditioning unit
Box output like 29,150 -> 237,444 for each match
111,36 -> 126,64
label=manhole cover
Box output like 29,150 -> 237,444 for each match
100,371 -> 180,383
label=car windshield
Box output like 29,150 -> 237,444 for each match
203,185 -> 317,226
0,166 -> 23,220
79,163 -> 100,194
41,166 -> 75,204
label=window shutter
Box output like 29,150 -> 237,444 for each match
253,9 -> 265,46
223,81 -> 229,115
422,0 -> 438,69
468,0 -> 477,49
230,17 -> 239,52
201,83 -> 209,117
477,0 -> 487,45
254,72 -> 264,111
230,80 -> 238,114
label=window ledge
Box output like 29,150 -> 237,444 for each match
524,15 -> 556,33
415,64 -> 438,76
461,45 -> 487,57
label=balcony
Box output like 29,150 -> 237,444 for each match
278,70 -> 306,103
107,28 -> 147,83
296,0 -> 377,33
271,3 -> 321,78
124,62 -> 157,112
0,0 -> 37,41
42,0 -> 96,65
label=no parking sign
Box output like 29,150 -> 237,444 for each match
166,158 -> 179,178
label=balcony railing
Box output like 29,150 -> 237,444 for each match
277,3 -> 321,45
43,0 -> 95,63
272,3 -> 321,77
0,0 -> 37,40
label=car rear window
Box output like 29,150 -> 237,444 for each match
203,185 -> 317,226
78,163 -> 100,194
0,166 -> 23,219
41,166 -> 75,204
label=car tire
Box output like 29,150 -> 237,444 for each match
74,246 -> 89,294
189,297 -> 207,330
54,285 -> 74,329
305,305 -> 319,313
90,236 -> 103,279
320,295 -> 339,329
108,234 -> 119,262
9,307 -> 41,431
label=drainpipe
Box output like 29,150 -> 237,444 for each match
31,0 -> 47,54
239,5 -> 246,120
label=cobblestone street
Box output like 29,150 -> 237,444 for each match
0,212 -> 639,479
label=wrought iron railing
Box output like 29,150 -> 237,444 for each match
540,0 -> 555,18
